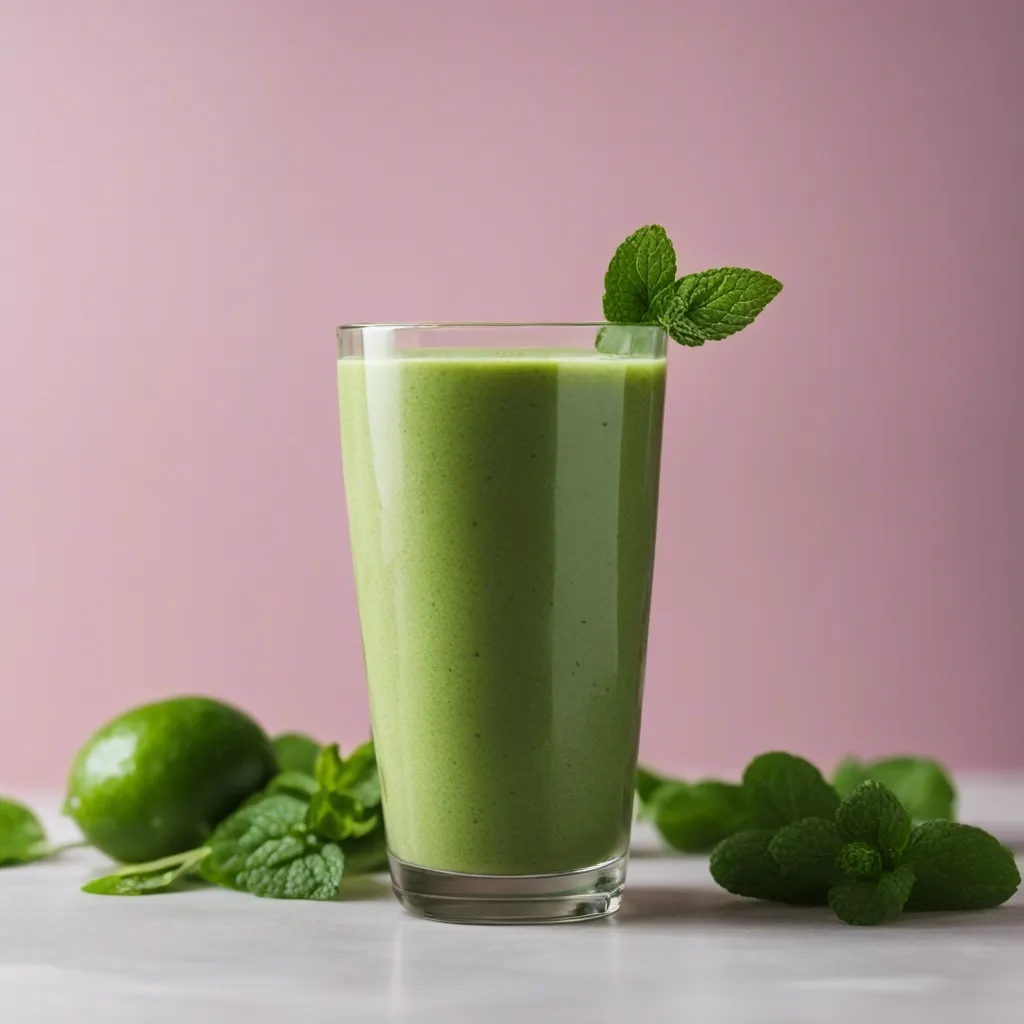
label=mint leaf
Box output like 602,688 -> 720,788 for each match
710,829 -> 829,906
904,821 -> 1020,911
272,733 -> 321,776
767,818 -> 842,886
0,798 -> 48,865
313,743 -> 346,789
343,824 -> 389,875
307,791 -> 379,842
647,282 -> 677,324
338,742 -> 381,808
833,757 -> 956,822
742,753 -> 839,829
603,225 -> 676,323
83,847 -> 209,896
658,268 -> 782,347
836,781 -> 911,861
265,770 -> 318,799
315,742 -> 381,810
832,757 -> 868,799
635,764 -> 668,812
828,864 -> 915,926
653,781 -> 749,853
306,742 -> 381,844
202,793 -> 343,900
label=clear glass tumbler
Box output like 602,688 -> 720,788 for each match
336,323 -> 667,923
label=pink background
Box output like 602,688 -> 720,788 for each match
2,1 -> 1022,786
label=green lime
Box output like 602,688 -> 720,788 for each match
66,696 -> 277,863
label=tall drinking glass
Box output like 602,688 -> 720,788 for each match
336,323 -> 667,923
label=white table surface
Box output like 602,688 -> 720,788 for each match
2,777 -> 1022,1024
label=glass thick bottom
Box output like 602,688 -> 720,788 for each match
388,852 -> 628,924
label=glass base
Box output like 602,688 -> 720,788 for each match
388,852 -> 627,924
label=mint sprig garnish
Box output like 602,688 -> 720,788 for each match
602,225 -> 782,346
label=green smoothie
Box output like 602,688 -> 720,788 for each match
338,348 -> 666,875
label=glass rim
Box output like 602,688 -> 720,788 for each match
337,321 -> 663,331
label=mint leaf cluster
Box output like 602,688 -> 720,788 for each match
701,755 -> 1019,926
602,225 -> 782,346
82,734 -> 388,901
